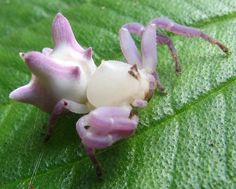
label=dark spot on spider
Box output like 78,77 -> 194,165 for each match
129,109 -> 138,118
64,101 -> 68,106
20,52 -> 25,57
128,64 -> 140,80
84,125 -> 90,130
144,90 -> 153,101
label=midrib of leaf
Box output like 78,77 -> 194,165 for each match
1,1 -> 236,187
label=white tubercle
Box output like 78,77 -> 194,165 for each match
87,60 -> 150,108
47,44 -> 97,103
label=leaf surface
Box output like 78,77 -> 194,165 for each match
0,0 -> 236,188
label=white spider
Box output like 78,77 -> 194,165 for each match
9,13 -> 228,177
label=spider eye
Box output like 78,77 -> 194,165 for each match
84,125 -> 90,130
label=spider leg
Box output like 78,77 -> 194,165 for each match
153,72 -> 165,93
156,33 -> 181,73
141,24 -> 157,73
150,17 -> 229,54
119,27 -> 142,67
121,23 -> 181,73
76,106 -> 138,177
86,147 -> 103,178
132,99 -> 147,107
120,23 -> 165,92
141,24 -> 166,92
44,99 -> 89,142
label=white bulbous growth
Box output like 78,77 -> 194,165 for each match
47,44 -> 97,103
87,60 -> 150,108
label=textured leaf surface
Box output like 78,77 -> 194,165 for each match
0,0 -> 236,188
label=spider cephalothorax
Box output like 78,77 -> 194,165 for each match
9,13 -> 229,177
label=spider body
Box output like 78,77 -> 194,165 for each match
9,13 -> 228,177
87,61 -> 150,108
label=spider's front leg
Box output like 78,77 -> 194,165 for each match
76,106 -> 138,177
119,24 -> 165,92
121,22 -> 181,73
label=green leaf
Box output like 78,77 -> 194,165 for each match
0,0 -> 236,188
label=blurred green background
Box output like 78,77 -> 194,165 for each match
0,0 -> 236,188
